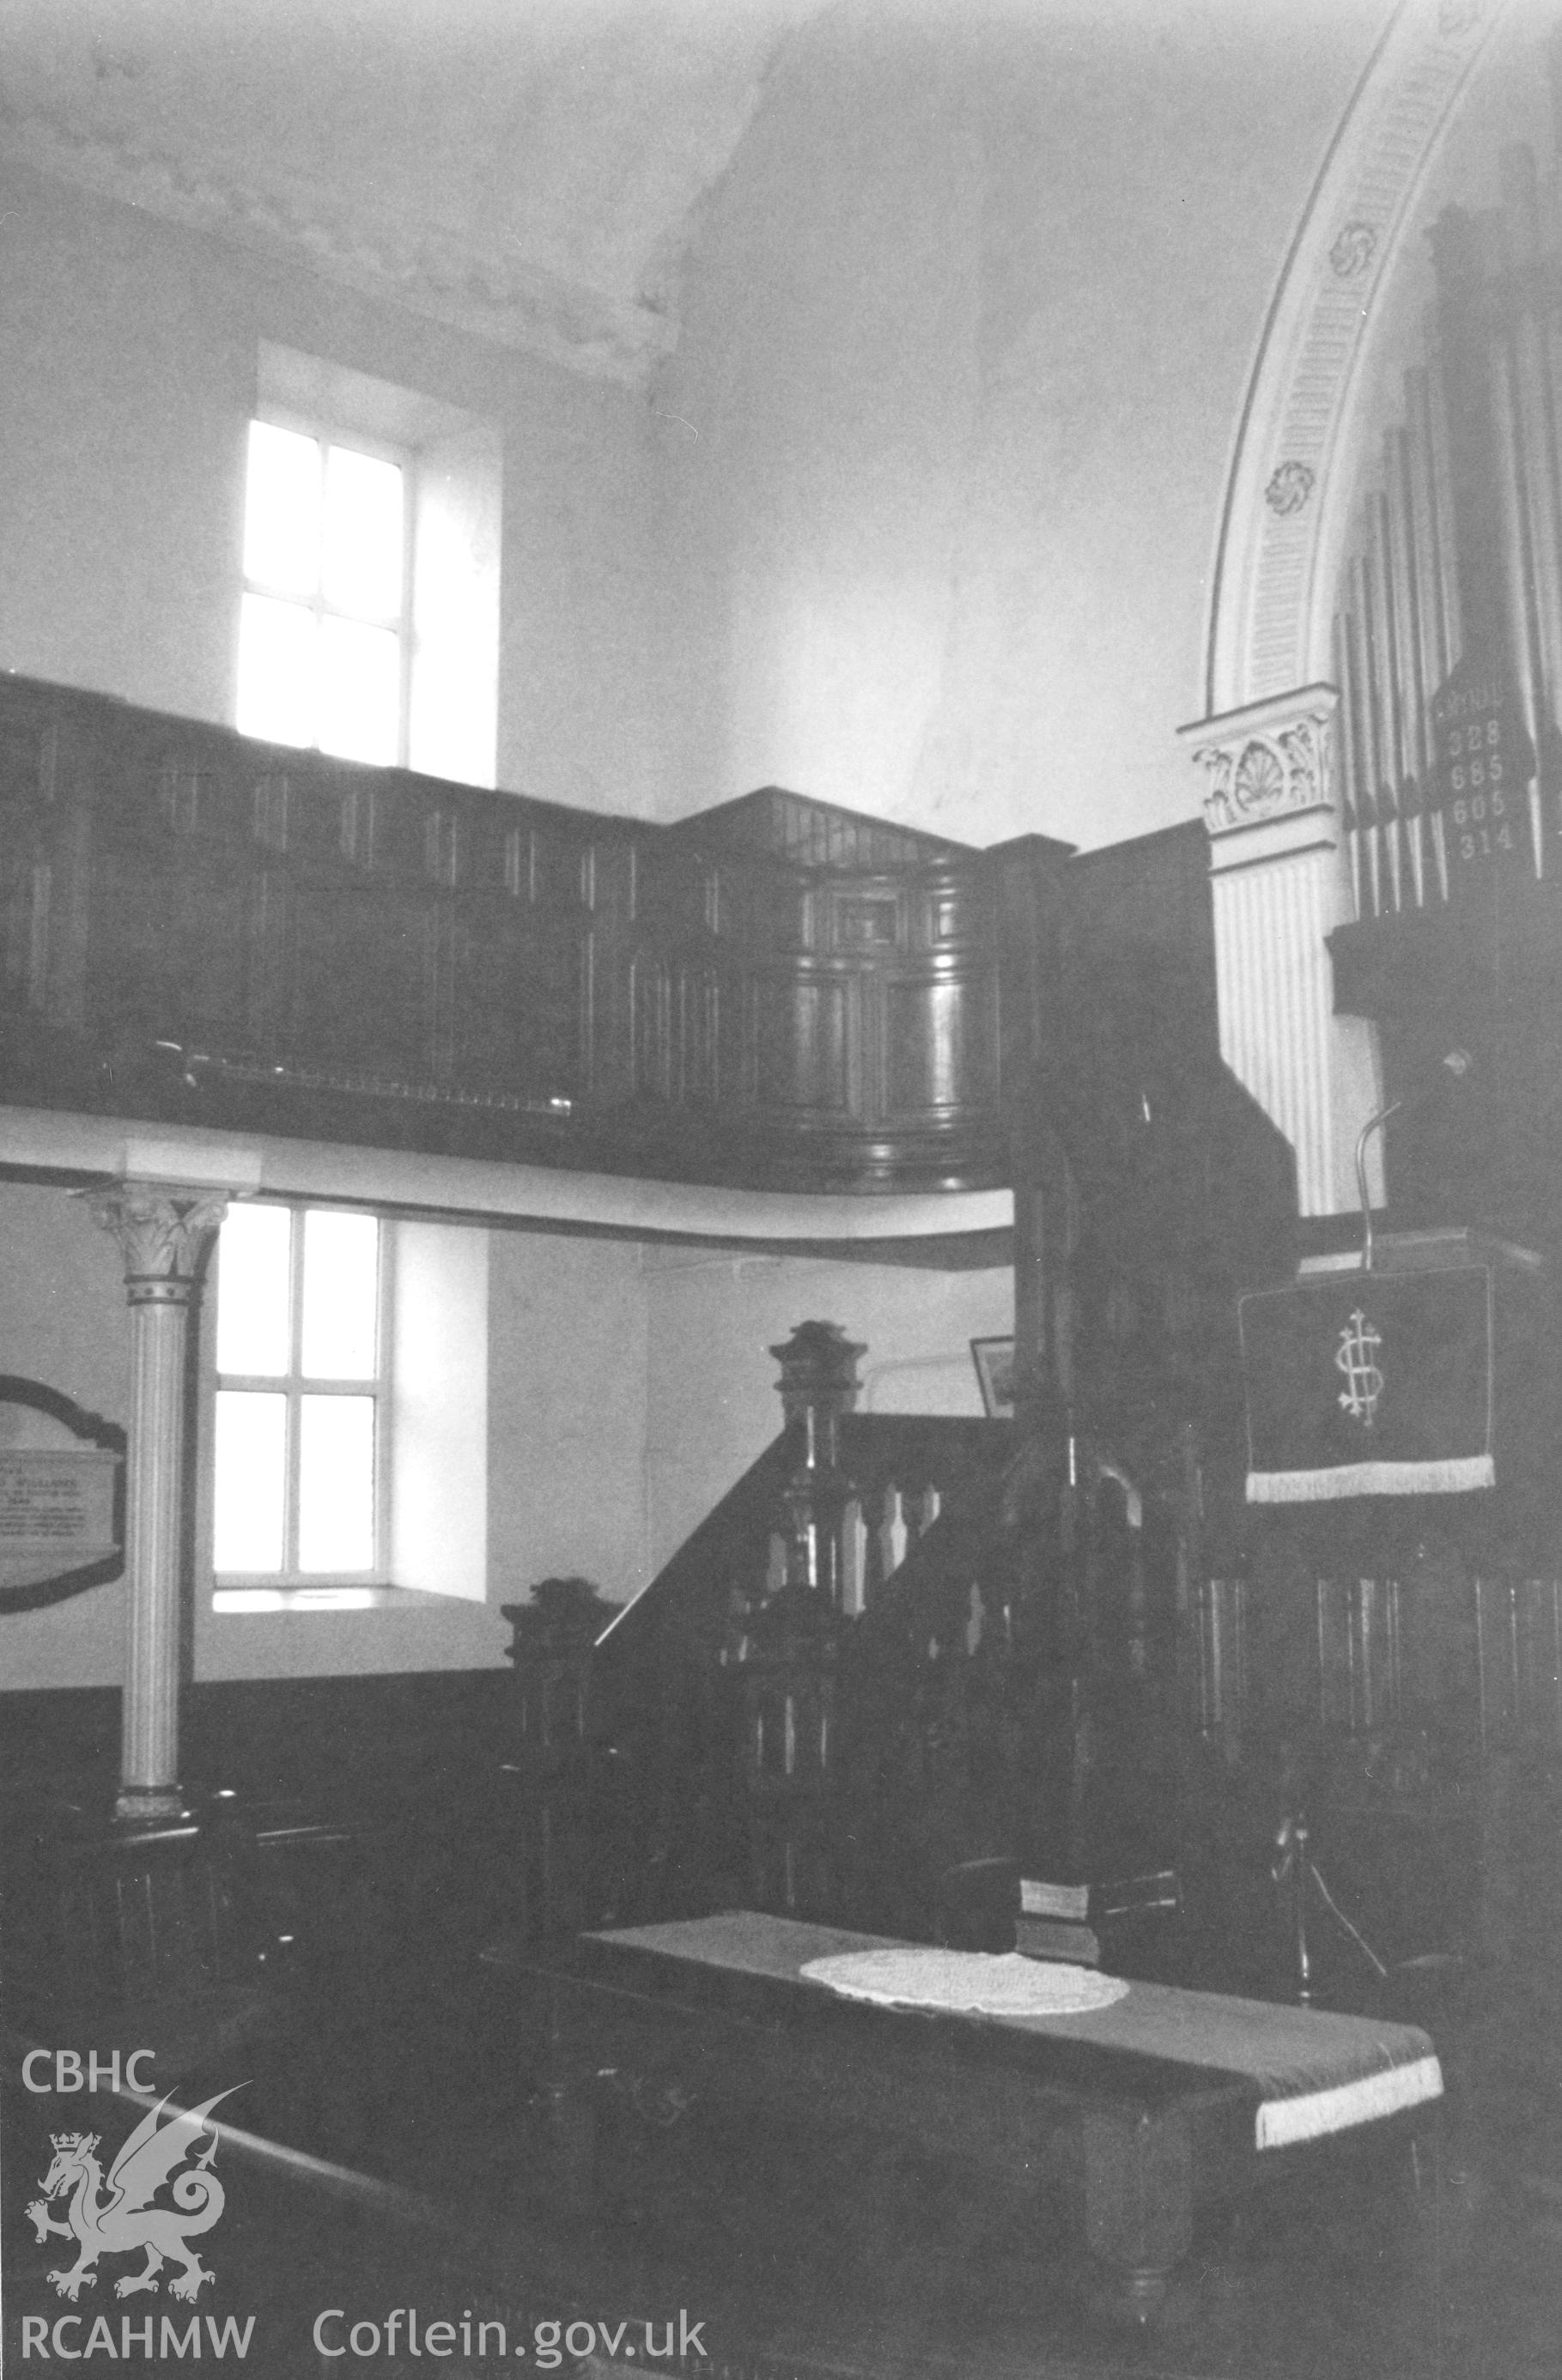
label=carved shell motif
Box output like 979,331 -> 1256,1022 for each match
1234,739 -> 1285,817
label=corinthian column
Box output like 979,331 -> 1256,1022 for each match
88,1183 -> 228,1823
1179,686 -> 1382,1219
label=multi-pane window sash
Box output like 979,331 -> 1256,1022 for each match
236,416 -> 410,768
213,1204 -> 387,1585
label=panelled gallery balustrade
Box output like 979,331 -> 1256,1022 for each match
0,673 -> 1043,1193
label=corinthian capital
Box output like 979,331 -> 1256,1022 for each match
88,1182 -> 230,1302
1181,683 -> 1340,841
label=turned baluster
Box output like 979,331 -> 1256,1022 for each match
726,1322 -> 865,1919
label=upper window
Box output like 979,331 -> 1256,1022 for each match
238,420 -> 409,768
234,346 -> 502,790
213,1201 -> 386,1600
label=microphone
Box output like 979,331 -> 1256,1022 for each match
1405,1047 -> 1473,1105
1355,1050 -> 1473,1271
1271,1810 -> 1306,1885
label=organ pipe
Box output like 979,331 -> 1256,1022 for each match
1333,137 -> 1562,909
1385,431 -> 1426,908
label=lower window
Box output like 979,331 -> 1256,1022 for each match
212,1201 -> 386,1594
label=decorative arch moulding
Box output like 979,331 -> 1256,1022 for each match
1203,0 -> 1510,723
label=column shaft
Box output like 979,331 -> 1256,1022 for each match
119,1291 -> 192,1813
88,1185 -> 228,1823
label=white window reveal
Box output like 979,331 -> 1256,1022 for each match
213,1203 -> 386,1598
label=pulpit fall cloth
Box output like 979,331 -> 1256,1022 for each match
1240,1266 -> 1495,1503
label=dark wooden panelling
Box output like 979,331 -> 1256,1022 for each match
1329,875 -> 1562,1248
0,1671 -> 514,1816
884,974 -> 992,1114
0,676 -> 1015,1193
757,973 -> 852,1110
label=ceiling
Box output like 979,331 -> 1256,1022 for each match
0,0 -> 828,377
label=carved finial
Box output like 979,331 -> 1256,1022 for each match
769,1321 -> 866,1422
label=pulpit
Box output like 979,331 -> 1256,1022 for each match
1223,1226 -> 1560,2009
1240,1228 -> 1553,1528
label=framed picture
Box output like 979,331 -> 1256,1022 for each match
970,1336 -> 1016,1419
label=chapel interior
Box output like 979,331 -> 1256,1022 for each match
3,3 -> 1562,2375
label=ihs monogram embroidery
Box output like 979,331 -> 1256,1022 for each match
1335,1309 -> 1385,1428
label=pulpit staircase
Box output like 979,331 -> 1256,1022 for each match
501,1328 -> 1195,1966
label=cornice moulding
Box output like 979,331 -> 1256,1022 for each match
0,99 -> 675,385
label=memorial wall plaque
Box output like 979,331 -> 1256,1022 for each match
0,1376 -> 125,1610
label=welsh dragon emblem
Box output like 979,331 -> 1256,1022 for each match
27,2089 -> 239,2303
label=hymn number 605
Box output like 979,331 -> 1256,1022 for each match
1450,780 -> 1516,861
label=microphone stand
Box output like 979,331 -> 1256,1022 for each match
1354,1105 -> 1399,1277
1353,1049 -> 1472,1272
1273,1812 -> 1390,2003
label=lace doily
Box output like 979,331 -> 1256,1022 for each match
799,1947 -> 1130,2018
